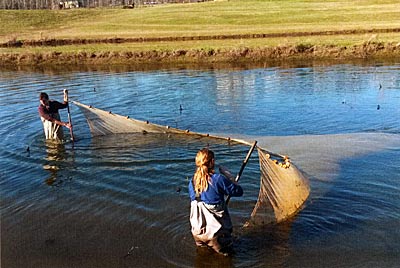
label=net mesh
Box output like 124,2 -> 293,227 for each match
249,148 -> 310,224
73,101 -> 310,224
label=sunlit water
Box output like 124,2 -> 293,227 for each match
1,63 -> 399,268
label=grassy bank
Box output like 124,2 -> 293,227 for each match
1,0 -> 400,65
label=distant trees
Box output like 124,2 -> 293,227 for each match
0,0 -> 206,9
0,0 -> 131,9
1,0 -> 58,9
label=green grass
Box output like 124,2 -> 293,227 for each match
1,33 -> 396,55
1,0 -> 399,54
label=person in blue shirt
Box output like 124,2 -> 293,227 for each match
189,148 -> 243,255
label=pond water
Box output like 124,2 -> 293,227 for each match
1,62 -> 399,268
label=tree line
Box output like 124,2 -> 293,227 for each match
0,0 -> 205,9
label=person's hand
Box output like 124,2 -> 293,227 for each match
63,89 -> 69,102
64,122 -> 72,129
219,165 -> 235,181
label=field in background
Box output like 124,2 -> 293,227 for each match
1,0 -> 399,64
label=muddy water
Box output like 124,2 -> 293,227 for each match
1,63 -> 399,267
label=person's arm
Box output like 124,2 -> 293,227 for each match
38,105 -> 71,129
54,99 -> 69,109
38,105 -> 52,121
60,101 -> 69,109
218,174 -> 243,197
50,100 -> 71,127
188,179 -> 196,201
219,166 -> 235,181
54,118 -> 71,129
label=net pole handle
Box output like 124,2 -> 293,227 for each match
64,89 -> 75,142
226,140 -> 257,205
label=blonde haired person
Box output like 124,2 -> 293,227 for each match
188,148 -> 243,255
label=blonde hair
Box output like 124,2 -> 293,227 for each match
193,148 -> 215,195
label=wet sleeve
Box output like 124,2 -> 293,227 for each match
218,174 -> 243,197
38,106 -> 53,121
54,101 -> 68,110
188,179 -> 196,201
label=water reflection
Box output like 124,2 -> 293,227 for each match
1,63 -> 399,268
189,220 -> 293,268
42,140 -> 68,186
2,58 -> 399,74
237,220 -> 293,268
194,247 -> 234,268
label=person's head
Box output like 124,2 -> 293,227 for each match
39,92 -> 49,106
193,148 -> 215,194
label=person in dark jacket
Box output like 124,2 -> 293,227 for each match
188,148 -> 243,255
38,92 -> 71,140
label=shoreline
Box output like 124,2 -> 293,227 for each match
2,28 -> 400,48
1,42 -> 400,67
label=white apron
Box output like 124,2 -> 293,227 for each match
41,112 -> 64,141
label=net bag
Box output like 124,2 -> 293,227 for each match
249,148 -> 310,225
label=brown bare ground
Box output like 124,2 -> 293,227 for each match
2,28 -> 400,48
1,42 -> 400,66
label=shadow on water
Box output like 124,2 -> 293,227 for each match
293,146 -> 400,238
193,247 -> 234,267
166,218 -> 294,268
282,146 -> 400,268
232,220 -> 294,268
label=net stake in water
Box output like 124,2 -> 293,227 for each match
64,89 -> 75,142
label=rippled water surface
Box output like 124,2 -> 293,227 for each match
1,63 -> 399,268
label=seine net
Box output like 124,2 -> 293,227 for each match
73,101 -> 310,224
249,148 -> 310,224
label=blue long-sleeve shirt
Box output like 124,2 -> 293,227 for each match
188,173 -> 243,205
